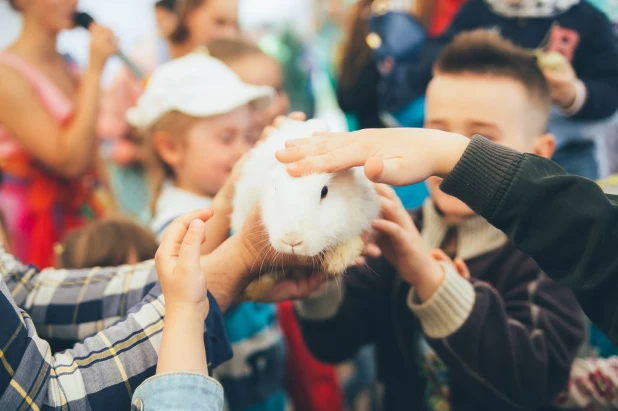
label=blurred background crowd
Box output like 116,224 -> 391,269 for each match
2,0 -> 618,410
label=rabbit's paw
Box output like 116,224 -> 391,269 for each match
322,236 -> 364,275
244,273 -> 277,301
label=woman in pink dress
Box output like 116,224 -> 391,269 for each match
0,0 -> 117,267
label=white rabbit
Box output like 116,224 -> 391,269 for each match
231,119 -> 380,299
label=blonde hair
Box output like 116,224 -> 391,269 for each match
206,37 -> 269,65
57,217 -> 158,269
145,111 -> 200,214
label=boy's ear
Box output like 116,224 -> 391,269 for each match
532,133 -> 556,159
153,131 -> 183,168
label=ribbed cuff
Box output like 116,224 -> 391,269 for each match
560,79 -> 587,116
294,284 -> 343,320
408,262 -> 475,339
440,136 -> 524,220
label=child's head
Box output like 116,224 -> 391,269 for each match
126,52 -> 274,210
9,0 -> 78,33
154,0 -> 179,38
425,29 -> 555,221
55,217 -> 158,269
207,38 -> 290,140
167,0 -> 238,48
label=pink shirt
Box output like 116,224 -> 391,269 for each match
0,52 -> 75,159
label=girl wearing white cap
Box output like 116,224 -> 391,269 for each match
99,0 -> 240,217
127,51 -> 292,411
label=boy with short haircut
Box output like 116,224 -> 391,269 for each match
294,30 -> 584,410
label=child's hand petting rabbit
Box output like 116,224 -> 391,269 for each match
369,184 -> 446,302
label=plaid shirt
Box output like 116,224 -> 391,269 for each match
0,248 -> 232,410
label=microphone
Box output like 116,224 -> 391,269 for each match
74,12 -> 145,79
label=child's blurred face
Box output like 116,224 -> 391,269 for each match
227,55 -> 289,140
424,73 -> 553,221
173,105 -> 254,197
21,0 -> 78,32
155,6 -> 178,38
186,0 -> 239,46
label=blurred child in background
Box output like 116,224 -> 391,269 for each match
409,0 -> 618,180
50,216 -> 158,353
207,38 -> 290,141
55,217 -> 158,269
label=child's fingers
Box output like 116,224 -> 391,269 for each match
156,209 -> 213,274
282,148 -> 367,177
273,115 -> 294,128
259,126 -> 276,143
430,248 -> 452,264
372,219 -> 404,241
176,219 -> 206,277
379,197 -> 414,231
288,111 -> 306,121
454,258 -> 471,280
373,183 -> 399,202
365,157 -> 412,186
365,243 -> 382,258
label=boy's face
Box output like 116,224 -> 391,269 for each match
175,105 -> 254,197
424,73 -> 553,220
228,55 -> 290,140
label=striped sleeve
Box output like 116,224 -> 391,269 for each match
1,248 -> 159,341
0,249 -> 233,410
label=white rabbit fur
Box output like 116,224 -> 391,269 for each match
231,119 -> 380,298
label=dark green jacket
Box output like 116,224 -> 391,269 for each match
441,136 -> 618,343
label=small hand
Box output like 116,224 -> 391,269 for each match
211,153 -> 248,214
430,248 -> 470,280
156,209 -> 213,320
89,23 -> 118,72
542,60 -> 578,109
256,271 -> 330,302
275,128 -> 470,186
370,184 -> 445,301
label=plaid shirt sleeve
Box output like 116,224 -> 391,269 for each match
2,247 -> 159,342
0,250 -> 233,410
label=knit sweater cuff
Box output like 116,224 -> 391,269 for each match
294,284 -> 343,321
407,262 -> 476,339
440,136 -> 523,220
560,79 -> 587,117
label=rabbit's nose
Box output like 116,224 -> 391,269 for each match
282,233 -> 303,248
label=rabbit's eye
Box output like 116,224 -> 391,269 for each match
321,186 -> 328,199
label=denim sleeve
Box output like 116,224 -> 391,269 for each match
131,373 -> 224,411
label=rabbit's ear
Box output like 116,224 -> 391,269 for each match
332,168 -> 356,181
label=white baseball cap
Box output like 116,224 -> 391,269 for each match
126,51 -> 275,129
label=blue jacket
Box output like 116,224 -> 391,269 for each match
131,373 -> 224,411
